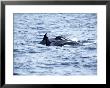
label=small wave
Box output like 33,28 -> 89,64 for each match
40,48 -> 51,51
83,64 -> 92,68
38,30 -> 51,34
80,56 -> 90,58
36,66 -> 53,69
84,47 -> 96,50
73,64 -> 80,68
29,71 -> 36,73
37,22 -> 44,25
44,63 -> 58,66
30,27 -> 36,29
83,64 -> 96,68
28,51 -> 37,53
62,57 -> 69,60
71,62 -> 79,64
61,62 -> 70,65
37,27 -> 44,30
14,49 -> 26,53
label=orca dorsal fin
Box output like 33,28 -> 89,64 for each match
42,33 -> 51,46
43,33 -> 47,39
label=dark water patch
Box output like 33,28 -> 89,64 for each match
14,63 -> 24,69
91,61 -> 97,64
29,71 -> 36,73
91,64 -> 97,67
28,48 -> 42,53
65,20 -> 71,23
14,49 -> 19,52
44,63 -> 58,66
81,41 -> 94,44
28,51 -> 37,53
62,57 -> 69,60
71,62 -> 79,65
37,22 -> 44,25
84,47 -> 96,50
37,34 -> 44,36
88,29 -> 96,31
52,26 -> 60,29
20,43 -> 25,45
50,23 -> 55,25
56,56 -> 62,58
24,30 -> 28,33
90,68 -> 97,72
62,48 -> 67,50
32,41 -> 39,43
33,18 -> 39,20
19,19 -> 24,22
14,66 -> 20,69
72,57 -> 76,59
13,73 -> 20,75
87,39 -> 95,41
61,62 -> 70,65
93,42 -> 97,45
87,25 -> 95,28
83,64 -> 92,68
37,46 -> 44,48
64,72 -> 71,76
83,64 -> 96,68
30,27 -> 36,29
41,48 -> 51,51
74,59 -> 78,62
19,22 -> 25,25
70,45 -> 80,48
80,40 -> 89,43
80,56 -> 90,58
24,20 -> 28,23
81,60 -> 85,62
38,30 -> 51,34
20,65 -> 31,69
73,64 -> 80,68
18,31 -> 28,35
37,27 -> 44,30
76,70 -> 81,72
36,66 -> 53,69
14,49 -> 26,54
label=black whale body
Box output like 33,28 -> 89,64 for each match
39,33 -> 80,46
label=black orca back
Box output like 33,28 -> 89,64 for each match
39,33 -> 80,46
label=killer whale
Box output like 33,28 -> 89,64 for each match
39,33 -> 80,46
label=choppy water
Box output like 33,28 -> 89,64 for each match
13,13 -> 97,75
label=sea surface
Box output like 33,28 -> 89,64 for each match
13,13 -> 97,75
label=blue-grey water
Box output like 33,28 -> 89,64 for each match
13,13 -> 97,75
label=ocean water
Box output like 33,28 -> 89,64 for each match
13,13 -> 97,75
